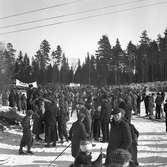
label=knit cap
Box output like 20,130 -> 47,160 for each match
108,149 -> 132,164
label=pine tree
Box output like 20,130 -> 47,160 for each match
51,45 -> 62,67
31,56 -> 40,82
149,40 -> 159,81
0,43 -> 16,87
74,59 -> 82,83
35,40 -> 51,69
138,30 -> 150,82
60,53 -> 70,83
34,40 -> 51,83
46,64 -> 53,83
96,35 -> 112,85
51,45 -> 63,82
23,53 -> 32,82
157,29 -> 167,81
112,39 -> 126,84
127,41 -> 137,83
15,51 -> 23,80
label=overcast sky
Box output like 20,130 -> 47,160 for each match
0,0 -> 167,64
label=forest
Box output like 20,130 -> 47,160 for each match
1,29 -> 167,87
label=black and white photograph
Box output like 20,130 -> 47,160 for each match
0,0 -> 167,166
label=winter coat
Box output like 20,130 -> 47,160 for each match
20,116 -> 33,147
93,97 -> 101,120
164,102 -> 167,113
105,119 -> 132,164
155,95 -> 163,105
9,91 -> 16,107
69,120 -> 88,158
32,103 -> 44,135
100,101 -> 111,124
79,107 -> 92,137
128,123 -> 139,167
74,151 -> 92,167
44,101 -> 58,127
44,101 -> 59,142
148,96 -> 154,115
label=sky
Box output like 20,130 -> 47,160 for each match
0,0 -> 167,65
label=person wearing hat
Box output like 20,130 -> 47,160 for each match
72,140 -> 105,167
105,148 -> 132,167
18,110 -> 34,155
77,98 -> 92,139
69,112 -> 89,158
105,108 -> 132,165
155,92 -> 164,119
75,98 -> 85,118
32,97 -> 45,141
26,84 -> 34,110
163,99 -> 167,132
118,97 -> 132,123
121,108 -> 139,167
73,140 -> 92,166
43,98 -> 59,147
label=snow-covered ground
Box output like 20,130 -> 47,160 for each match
0,102 -> 167,167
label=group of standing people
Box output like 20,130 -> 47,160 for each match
142,91 -> 165,119
18,84 -> 70,154
68,87 -> 140,167
4,84 -> 167,166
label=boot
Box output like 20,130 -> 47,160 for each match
27,150 -> 34,154
52,142 -> 56,147
19,149 -> 26,155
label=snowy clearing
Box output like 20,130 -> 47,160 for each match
0,102 -> 167,167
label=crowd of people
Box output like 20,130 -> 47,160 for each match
1,84 -> 167,167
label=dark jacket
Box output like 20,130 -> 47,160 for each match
106,119 -> 132,164
100,101 -> 111,123
9,90 -> 16,107
164,102 -> 167,113
20,116 -> 33,147
105,119 -> 132,165
32,103 -> 44,135
44,101 -> 58,127
74,151 -> 92,167
69,120 -> 88,158
79,107 -> 92,137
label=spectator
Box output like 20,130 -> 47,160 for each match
155,92 -> 163,119
69,113 -> 88,158
9,88 -> 16,107
105,149 -> 132,167
105,108 -> 132,165
18,110 -> 34,155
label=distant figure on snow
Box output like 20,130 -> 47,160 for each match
18,110 -> 34,155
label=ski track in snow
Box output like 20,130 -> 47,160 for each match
0,102 -> 167,167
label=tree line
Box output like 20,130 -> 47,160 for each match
1,29 -> 167,88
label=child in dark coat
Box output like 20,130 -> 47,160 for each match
18,110 -> 33,155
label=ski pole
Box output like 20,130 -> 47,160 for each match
48,142 -> 71,167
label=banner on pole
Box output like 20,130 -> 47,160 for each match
16,79 -> 37,88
